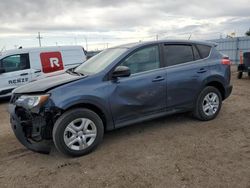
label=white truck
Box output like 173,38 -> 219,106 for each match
0,46 -> 86,97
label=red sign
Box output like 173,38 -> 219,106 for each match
40,52 -> 64,73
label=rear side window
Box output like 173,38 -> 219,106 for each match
196,44 -> 211,58
164,45 -> 193,66
0,53 -> 30,73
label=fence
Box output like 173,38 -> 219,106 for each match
211,36 -> 250,64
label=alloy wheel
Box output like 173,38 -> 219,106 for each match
63,118 -> 97,151
202,92 -> 220,116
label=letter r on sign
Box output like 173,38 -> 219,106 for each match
50,57 -> 60,68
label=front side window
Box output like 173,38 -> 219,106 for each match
164,44 -> 194,66
121,45 -> 160,74
0,54 -> 30,73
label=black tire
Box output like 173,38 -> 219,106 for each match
237,72 -> 243,79
248,72 -> 250,77
193,86 -> 222,121
53,108 -> 104,157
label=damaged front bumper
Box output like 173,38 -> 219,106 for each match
9,103 -> 53,154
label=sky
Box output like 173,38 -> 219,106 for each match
0,0 -> 250,51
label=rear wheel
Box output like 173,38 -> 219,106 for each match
193,86 -> 222,121
248,72 -> 250,77
237,72 -> 243,79
53,108 -> 104,157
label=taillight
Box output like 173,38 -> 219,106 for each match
221,58 -> 231,65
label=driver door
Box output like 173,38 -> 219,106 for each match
108,45 -> 167,127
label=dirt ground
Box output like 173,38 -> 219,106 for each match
0,66 -> 249,188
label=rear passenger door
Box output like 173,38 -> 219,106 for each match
163,43 -> 211,109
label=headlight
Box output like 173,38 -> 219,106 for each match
16,94 -> 50,109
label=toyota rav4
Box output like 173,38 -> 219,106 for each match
8,40 -> 232,157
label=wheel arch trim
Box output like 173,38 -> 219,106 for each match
58,99 -> 114,131
202,76 -> 226,99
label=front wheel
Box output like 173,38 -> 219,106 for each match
53,108 -> 104,157
193,86 -> 222,121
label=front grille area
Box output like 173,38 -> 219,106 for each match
15,107 -> 52,141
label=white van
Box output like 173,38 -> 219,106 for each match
0,46 -> 86,97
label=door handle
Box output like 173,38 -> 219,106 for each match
34,70 -> 41,73
197,68 -> 207,73
20,73 -> 28,76
152,76 -> 165,82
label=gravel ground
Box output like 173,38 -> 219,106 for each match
0,66 -> 249,188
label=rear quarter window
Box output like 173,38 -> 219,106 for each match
196,44 -> 211,59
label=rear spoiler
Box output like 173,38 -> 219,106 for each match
208,42 -> 218,47
213,43 -> 218,47
205,40 -> 218,47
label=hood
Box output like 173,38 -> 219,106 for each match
32,70 -> 66,81
13,73 -> 86,94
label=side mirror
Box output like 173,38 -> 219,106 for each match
0,68 -> 5,74
112,66 -> 131,78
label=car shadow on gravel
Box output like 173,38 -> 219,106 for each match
49,112 -> 195,157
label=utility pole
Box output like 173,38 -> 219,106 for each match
106,43 -> 109,49
37,32 -> 42,47
0,46 -> 6,53
156,34 -> 158,41
84,37 -> 88,51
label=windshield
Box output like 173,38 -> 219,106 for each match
75,48 -> 127,75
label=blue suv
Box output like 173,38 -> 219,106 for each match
8,40 -> 232,156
